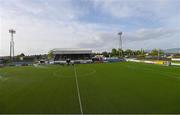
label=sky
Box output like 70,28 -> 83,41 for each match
0,0 -> 180,56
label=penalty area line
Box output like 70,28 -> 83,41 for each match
74,65 -> 83,115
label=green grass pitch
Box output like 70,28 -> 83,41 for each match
0,62 -> 180,114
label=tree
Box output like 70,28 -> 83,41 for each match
135,50 -> 142,55
111,48 -> 117,57
150,49 -> 159,56
102,51 -> 109,57
20,53 -> 25,57
48,51 -> 53,60
16,53 -> 25,61
125,49 -> 133,57
150,49 -> 164,56
16,53 -> 25,57
118,48 -> 124,57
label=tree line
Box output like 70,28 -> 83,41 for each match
96,48 -> 165,58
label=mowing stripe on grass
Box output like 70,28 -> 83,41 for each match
74,65 -> 83,115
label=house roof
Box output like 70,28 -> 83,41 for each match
51,48 -> 92,54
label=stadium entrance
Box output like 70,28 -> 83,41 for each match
51,48 -> 92,64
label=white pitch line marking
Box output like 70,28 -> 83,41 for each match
74,65 -> 83,115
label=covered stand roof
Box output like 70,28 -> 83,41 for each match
51,48 -> 92,54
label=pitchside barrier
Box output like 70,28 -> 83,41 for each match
171,63 -> 180,66
126,59 -> 172,66
103,58 -> 126,63
154,61 -> 164,65
172,58 -> 180,61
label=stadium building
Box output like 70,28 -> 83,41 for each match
51,48 -> 92,64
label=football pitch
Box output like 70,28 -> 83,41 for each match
0,62 -> 180,114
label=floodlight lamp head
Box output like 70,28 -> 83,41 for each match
9,29 -> 16,34
118,32 -> 122,35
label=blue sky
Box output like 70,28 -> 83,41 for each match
0,0 -> 180,55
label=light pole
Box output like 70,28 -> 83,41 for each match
118,32 -> 123,57
9,29 -> 16,61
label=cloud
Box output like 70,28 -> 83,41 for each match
78,32 -> 118,50
92,0 -> 179,19
0,2 -> 112,55
126,28 -> 179,41
0,0 -> 179,56
78,27 -> 180,51
76,0 -> 180,51
0,0 -> 86,55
